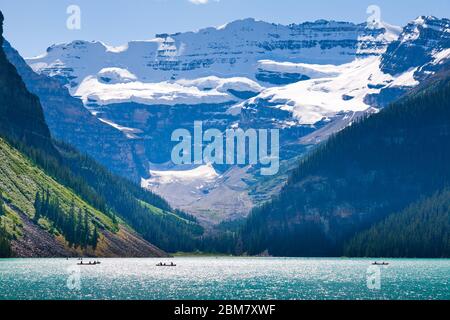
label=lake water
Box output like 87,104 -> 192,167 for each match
0,258 -> 448,300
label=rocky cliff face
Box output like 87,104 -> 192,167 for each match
381,16 -> 450,76
0,11 -> 56,156
366,16 -> 450,107
3,41 -> 149,181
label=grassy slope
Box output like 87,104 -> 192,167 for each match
0,137 -> 164,257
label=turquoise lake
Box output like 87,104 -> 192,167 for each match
0,258 -> 448,300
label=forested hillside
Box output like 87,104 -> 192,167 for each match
344,189 -> 450,258
0,136 -> 150,257
241,70 -> 450,257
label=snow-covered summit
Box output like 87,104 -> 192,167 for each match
27,18 -> 400,88
381,16 -> 450,76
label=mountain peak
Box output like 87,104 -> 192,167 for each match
399,15 -> 450,43
412,15 -> 439,25
380,16 -> 450,76
0,10 -> 4,46
47,40 -> 106,52
407,15 -> 450,29
216,17 -> 265,31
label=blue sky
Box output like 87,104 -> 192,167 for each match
1,0 -> 449,57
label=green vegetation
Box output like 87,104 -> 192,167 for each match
0,191 -> 4,216
0,137 -> 115,247
56,141 -> 204,252
0,193 -> 12,257
34,191 -> 99,249
0,223 -> 11,257
0,132 -> 204,254
344,190 -> 450,258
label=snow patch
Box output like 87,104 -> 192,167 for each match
98,118 -> 143,139
388,67 -> 419,87
244,56 -> 418,125
97,68 -> 137,84
75,75 -> 262,106
75,76 -> 232,106
433,48 -> 450,65
176,76 -> 264,93
257,60 -> 341,78
142,163 -> 219,186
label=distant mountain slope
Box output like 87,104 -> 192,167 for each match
241,68 -> 450,257
381,16 -> 450,77
3,41 -> 149,182
344,189 -> 450,258
0,13 -> 55,157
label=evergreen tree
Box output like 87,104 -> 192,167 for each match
344,189 -> 450,258
92,227 -> 99,250
83,209 -> 89,248
33,192 -> 97,249
0,191 -> 5,216
0,221 -> 11,257
33,191 -> 41,222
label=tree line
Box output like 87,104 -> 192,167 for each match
34,190 -> 99,249
344,189 -> 450,258
0,192 -> 12,257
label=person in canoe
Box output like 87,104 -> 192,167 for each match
372,262 -> 389,266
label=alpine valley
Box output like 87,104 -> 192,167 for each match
21,16 -> 450,226
1,9 -> 450,258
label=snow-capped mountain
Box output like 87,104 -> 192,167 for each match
28,19 -> 398,87
21,17 -> 450,224
381,16 -> 450,77
25,19 -> 406,158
